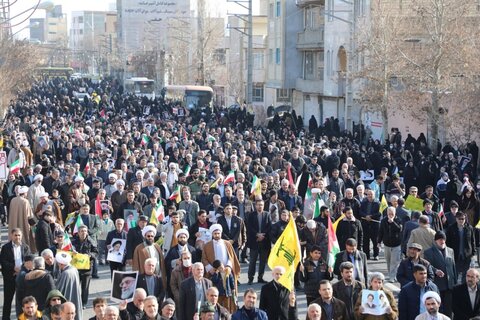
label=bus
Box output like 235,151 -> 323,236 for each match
124,77 -> 155,99
162,85 -> 214,110
35,67 -> 74,79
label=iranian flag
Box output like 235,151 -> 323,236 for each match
184,165 -> 191,177
68,125 -> 74,134
224,170 -> 235,185
73,215 -> 84,235
169,186 -> 181,203
10,159 -> 21,174
141,135 -> 150,146
250,175 -> 261,197
61,231 -> 73,251
313,196 -> 321,218
327,215 -> 340,268
149,201 -> 165,225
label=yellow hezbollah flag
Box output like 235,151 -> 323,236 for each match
380,195 -> 388,214
332,213 -> 345,232
267,213 -> 301,291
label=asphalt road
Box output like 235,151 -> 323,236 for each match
0,225 -> 400,319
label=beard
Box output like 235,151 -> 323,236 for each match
178,240 -> 187,246
121,285 -> 135,299
145,239 -> 153,246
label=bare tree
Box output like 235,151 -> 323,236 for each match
0,39 -> 40,117
396,0 -> 480,153
354,0 -> 405,140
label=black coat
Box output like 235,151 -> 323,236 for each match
126,226 -> 144,260
259,280 -> 298,320
332,280 -> 365,320
446,223 -> 476,261
333,250 -> 368,286
35,218 -> 54,254
452,283 -> 480,320
424,245 -> 457,291
378,216 -> 402,247
23,270 -> 56,310
136,273 -> 166,302
336,219 -> 363,251
178,277 -> 212,320
71,235 -> 98,275
396,257 -> 435,288
0,241 -> 31,279
217,215 -> 245,248
245,211 -> 272,249
309,296 -> 348,320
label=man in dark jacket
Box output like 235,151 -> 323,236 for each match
332,261 -> 364,320
106,218 -> 128,276
119,288 -> 146,320
0,228 -> 31,320
397,243 -> 434,288
259,266 -> 298,320
126,215 -> 149,265
310,280 -> 348,320
398,264 -> 439,320
377,206 -> 403,281
446,211 -> 476,283
424,231 -> 456,318
333,238 -> 368,286
136,258 -> 166,303
23,257 -> 55,312
206,287 -> 231,320
336,207 -> 363,251
217,202 -> 246,257
359,190 -> 381,260
232,289 -> 268,320
246,199 -> 271,284
452,268 -> 480,320
35,210 -> 54,254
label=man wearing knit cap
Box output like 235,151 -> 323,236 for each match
132,224 -> 167,291
424,231 -> 456,318
55,252 -> 82,320
415,291 -> 450,320
160,298 -> 176,319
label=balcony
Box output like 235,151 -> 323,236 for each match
296,0 -> 325,7
296,77 -> 323,94
297,28 -> 324,50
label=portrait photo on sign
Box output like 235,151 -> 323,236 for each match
107,238 -> 126,263
111,271 -> 138,303
124,209 -> 138,231
361,289 -> 390,316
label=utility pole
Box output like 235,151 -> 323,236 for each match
227,0 -> 253,104
197,0 -> 206,85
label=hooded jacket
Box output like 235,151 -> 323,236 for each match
24,269 -> 56,311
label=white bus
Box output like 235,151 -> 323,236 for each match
124,77 -> 155,99
162,85 -> 213,110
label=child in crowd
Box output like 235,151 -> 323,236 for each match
210,259 -> 237,313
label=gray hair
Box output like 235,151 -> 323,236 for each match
369,272 -> 385,283
390,195 -> 399,202
308,303 -> 322,313
105,306 -> 119,316
41,248 -> 54,258
33,257 -> 45,270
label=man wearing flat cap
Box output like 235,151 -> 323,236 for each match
202,224 -> 240,290
132,224 -> 167,291
397,243 -> 434,288
424,231 -> 456,318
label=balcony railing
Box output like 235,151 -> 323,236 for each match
297,28 -> 324,50
296,77 -> 323,94
296,0 -> 325,7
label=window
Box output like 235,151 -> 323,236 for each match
214,48 -> 226,65
78,16 -> 83,23
269,49 -> 273,64
276,88 -> 290,101
275,48 -> 280,64
304,52 -> 314,79
305,6 -> 323,29
253,51 -> 264,69
326,50 -> 331,76
252,83 -> 264,102
269,3 -> 274,17
276,1 -> 281,17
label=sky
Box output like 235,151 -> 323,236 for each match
11,0 -> 257,39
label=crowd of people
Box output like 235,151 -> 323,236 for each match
0,75 -> 480,320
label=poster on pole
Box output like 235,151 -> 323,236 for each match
0,151 -> 7,181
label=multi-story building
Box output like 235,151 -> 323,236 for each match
70,10 -> 117,74
29,5 -> 67,46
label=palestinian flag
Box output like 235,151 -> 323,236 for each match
169,186 -> 181,203
224,170 -> 235,185
149,201 -> 165,225
287,164 -> 294,186
10,159 -> 21,174
141,134 -> 150,146
73,215 -> 84,235
184,165 -> 191,177
61,231 -> 73,251
327,214 -> 340,268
